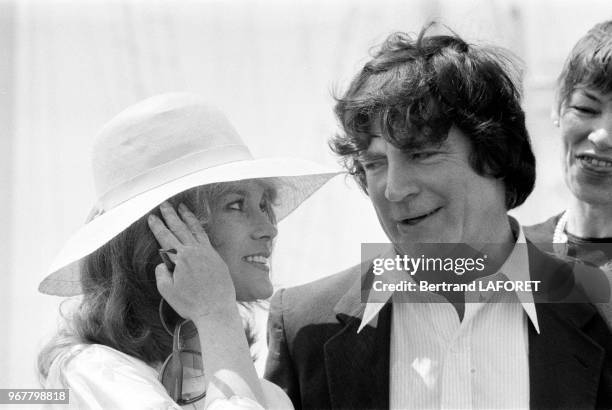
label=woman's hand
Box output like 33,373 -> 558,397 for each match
147,201 -> 236,320
148,201 -> 267,407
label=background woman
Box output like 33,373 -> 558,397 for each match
37,93 -> 337,408
526,21 -> 612,322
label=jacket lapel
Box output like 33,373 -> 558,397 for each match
324,270 -> 391,409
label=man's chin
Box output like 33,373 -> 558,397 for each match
394,232 -> 446,246
394,241 -> 438,256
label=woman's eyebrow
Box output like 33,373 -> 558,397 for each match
217,186 -> 248,198
581,90 -> 601,102
583,90 -> 612,103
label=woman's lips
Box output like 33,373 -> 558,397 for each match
576,153 -> 612,173
243,254 -> 270,272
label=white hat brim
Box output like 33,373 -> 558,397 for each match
39,157 -> 339,296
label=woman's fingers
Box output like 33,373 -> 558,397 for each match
148,214 -> 182,250
159,249 -> 177,269
159,202 -> 197,245
154,263 -> 174,297
177,202 -> 212,246
150,202 -> 237,320
158,246 -> 235,320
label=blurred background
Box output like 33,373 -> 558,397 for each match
1,0 -> 610,402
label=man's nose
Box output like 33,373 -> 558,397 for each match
384,159 -> 420,202
588,115 -> 612,151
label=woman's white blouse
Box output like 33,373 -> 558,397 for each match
44,344 -> 292,410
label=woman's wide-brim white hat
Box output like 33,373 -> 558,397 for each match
39,93 -> 340,296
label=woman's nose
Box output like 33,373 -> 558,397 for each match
252,213 -> 278,240
588,127 -> 612,151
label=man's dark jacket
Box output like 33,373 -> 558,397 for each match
264,244 -> 612,409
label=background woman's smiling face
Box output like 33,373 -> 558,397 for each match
560,87 -> 612,205
206,180 -> 278,301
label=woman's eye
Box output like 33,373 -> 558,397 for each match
227,200 -> 244,211
570,105 -> 598,115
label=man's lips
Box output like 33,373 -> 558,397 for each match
396,207 -> 443,227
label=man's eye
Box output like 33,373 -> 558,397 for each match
362,161 -> 385,171
411,151 -> 437,160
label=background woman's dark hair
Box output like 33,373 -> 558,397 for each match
556,20 -> 612,111
330,23 -> 536,210
38,182 -> 274,380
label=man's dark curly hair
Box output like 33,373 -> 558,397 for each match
330,24 -> 536,210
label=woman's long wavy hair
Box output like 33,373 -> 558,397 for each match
38,182 -> 273,381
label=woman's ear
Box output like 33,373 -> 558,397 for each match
551,106 -> 560,127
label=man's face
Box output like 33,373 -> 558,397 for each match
358,125 -> 509,255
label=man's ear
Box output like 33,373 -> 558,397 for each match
361,184 -> 370,197
357,174 -> 370,196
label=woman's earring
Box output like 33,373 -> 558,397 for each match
553,120 -> 560,127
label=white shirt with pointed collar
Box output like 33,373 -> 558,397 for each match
358,225 -> 539,409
